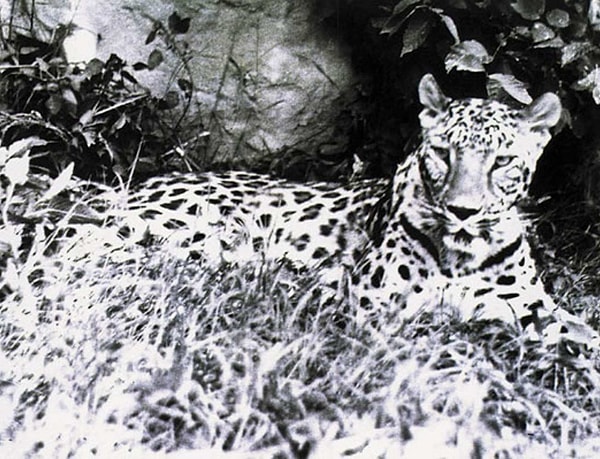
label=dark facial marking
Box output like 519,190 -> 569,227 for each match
371,266 -> 384,288
312,247 -> 329,259
319,225 -> 332,236
398,265 -> 410,281
293,191 -> 314,204
497,275 -> 516,285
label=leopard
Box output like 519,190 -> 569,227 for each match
106,73 -> 596,345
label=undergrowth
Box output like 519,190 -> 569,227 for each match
0,9 -> 202,183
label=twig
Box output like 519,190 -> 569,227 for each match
94,93 -> 149,117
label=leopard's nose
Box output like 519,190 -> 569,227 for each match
447,205 -> 480,221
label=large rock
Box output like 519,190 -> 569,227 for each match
4,0 -> 357,171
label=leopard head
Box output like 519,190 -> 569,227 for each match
408,74 -> 561,268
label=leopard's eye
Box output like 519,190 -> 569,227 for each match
431,146 -> 450,163
494,155 -> 513,167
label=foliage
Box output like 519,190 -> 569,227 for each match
331,0 -> 600,202
374,0 -> 600,109
0,10 -> 203,183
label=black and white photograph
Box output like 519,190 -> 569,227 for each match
0,0 -> 599,457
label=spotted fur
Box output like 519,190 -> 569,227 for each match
108,74 -> 595,343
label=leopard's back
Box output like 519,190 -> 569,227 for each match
116,171 -> 389,265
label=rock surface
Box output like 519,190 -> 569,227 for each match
3,0 -> 357,170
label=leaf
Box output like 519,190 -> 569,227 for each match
392,0 -> 422,16
531,22 -> 555,43
4,155 -> 30,185
593,86 -> 600,106
45,94 -> 63,115
133,62 -> 148,71
401,14 -> 434,57
6,138 -> 46,159
80,130 -> 96,148
106,53 -> 125,70
487,74 -> 532,105
436,12 -> 460,43
447,0 -> 468,8
86,58 -> 104,76
121,70 -> 138,84
560,42 -> 593,66
177,78 -> 193,97
513,26 -> 530,38
168,12 -> 191,34
546,9 -> 569,28
444,40 -> 492,73
61,88 -> 78,117
379,16 -> 404,35
111,112 -> 129,132
511,0 -> 545,20
147,49 -> 164,70
573,68 -> 600,104
145,24 -> 159,44
589,0 -> 600,31
79,109 -> 95,126
573,68 -> 600,91
40,163 -> 74,202
533,36 -> 564,49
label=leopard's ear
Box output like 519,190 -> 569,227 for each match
523,93 -> 562,130
418,74 -> 449,128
